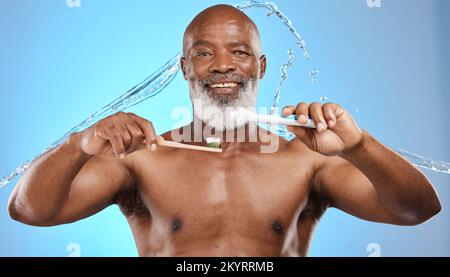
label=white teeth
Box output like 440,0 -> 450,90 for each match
209,82 -> 238,88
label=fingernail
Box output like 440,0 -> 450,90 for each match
299,115 -> 307,123
119,153 -> 125,159
150,144 -> 157,152
317,122 -> 325,131
328,120 -> 334,127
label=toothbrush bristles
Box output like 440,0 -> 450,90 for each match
207,142 -> 221,149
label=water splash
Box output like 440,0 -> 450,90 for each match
396,149 -> 450,174
268,49 -> 295,136
1,1 -> 449,187
236,0 -> 318,106
270,49 -> 295,115
235,0 -> 311,60
0,53 -> 181,187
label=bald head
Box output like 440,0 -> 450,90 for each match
183,4 -> 262,57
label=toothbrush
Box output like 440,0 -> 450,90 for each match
156,136 -> 222,153
251,113 -> 316,128
236,109 -> 316,128
154,109 -> 316,153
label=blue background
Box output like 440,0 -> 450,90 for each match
0,0 -> 449,256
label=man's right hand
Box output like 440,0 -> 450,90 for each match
80,112 -> 157,158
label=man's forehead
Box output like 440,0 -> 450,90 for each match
189,16 -> 255,35
183,5 -> 261,54
188,20 -> 256,43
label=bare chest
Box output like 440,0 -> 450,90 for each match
130,149 -> 316,240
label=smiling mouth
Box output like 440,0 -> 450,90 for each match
208,82 -> 239,88
206,82 -> 242,94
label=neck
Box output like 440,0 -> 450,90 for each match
170,116 -> 274,151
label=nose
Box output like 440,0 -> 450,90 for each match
209,52 -> 237,74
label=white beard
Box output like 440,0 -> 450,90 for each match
189,79 -> 258,131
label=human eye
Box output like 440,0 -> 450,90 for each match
197,51 -> 212,57
232,50 -> 250,56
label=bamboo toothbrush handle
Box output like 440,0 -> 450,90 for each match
156,137 -> 222,153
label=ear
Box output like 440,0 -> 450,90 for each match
180,57 -> 188,80
259,55 -> 267,79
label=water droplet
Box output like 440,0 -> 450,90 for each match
309,68 -> 319,82
297,40 -> 306,48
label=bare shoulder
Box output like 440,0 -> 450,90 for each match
285,138 -> 325,165
285,138 -> 333,203
114,129 -> 180,218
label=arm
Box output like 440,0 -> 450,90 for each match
8,112 -> 156,226
283,102 -> 441,226
8,133 -> 132,226
315,130 -> 441,225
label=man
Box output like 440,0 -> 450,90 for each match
8,5 -> 441,256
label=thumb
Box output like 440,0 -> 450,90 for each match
287,126 -> 316,149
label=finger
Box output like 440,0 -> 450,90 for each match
322,103 -> 338,128
116,120 -> 132,150
287,126 -> 316,150
124,120 -> 145,152
281,106 -> 296,117
294,102 -> 309,124
309,102 -> 327,132
127,113 -> 157,150
107,128 -> 126,158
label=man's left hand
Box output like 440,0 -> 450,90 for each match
282,102 -> 363,156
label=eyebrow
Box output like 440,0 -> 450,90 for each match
191,39 -> 214,49
227,41 -> 252,49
